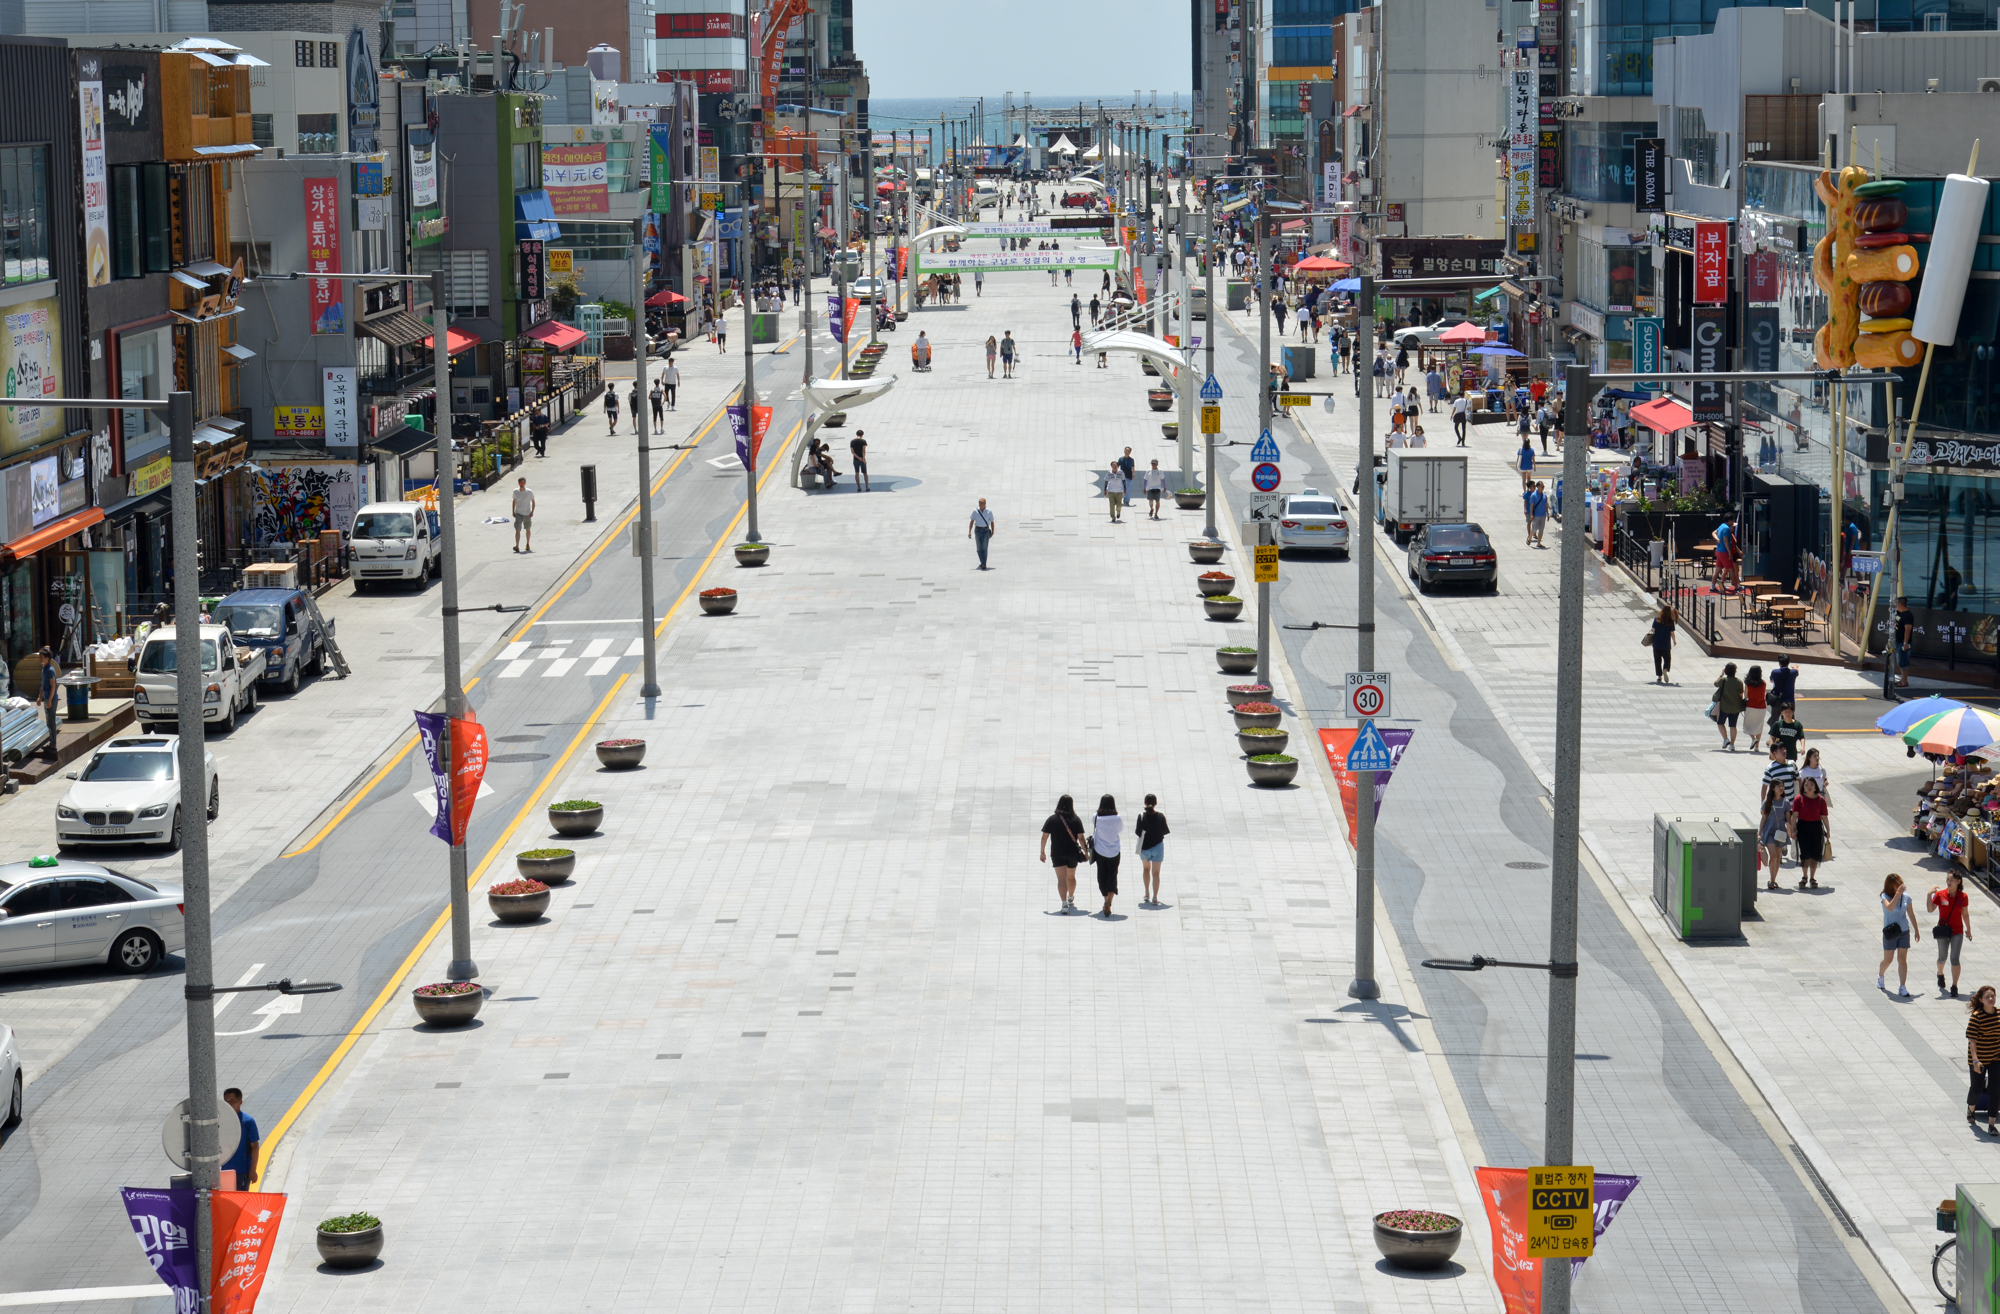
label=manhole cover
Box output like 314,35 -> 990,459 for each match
1506,861 -> 1549,870
489,752 -> 550,763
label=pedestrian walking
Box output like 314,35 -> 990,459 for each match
511,477 -> 536,553
628,381 -> 641,423
1647,604 -> 1676,683
1791,777 -> 1828,888
1769,654 -> 1799,711
1451,393 -> 1469,445
35,647 -> 58,761
974,270 -> 984,297
1881,873 -> 1920,997
1135,794 -> 1169,906
529,408 -> 550,457
1712,661 -> 1745,750
1426,367 -> 1445,413
1091,794 -> 1123,917
1932,870 -> 1974,995
1893,596 -> 1916,686
1071,294 -> 1083,329
1040,794 -> 1087,914
604,386 -> 620,435
221,1088 -> 260,1189
662,361 -> 680,410
650,382 -> 664,428
985,335 -> 998,379
1516,405 -> 1532,451
1395,344 -> 1410,385
1000,332 -> 1017,379
1071,327 -> 1083,364
1537,403 -> 1553,454
1742,664 -> 1769,751
1142,460 -> 1167,519
1517,435 -> 1536,488
850,431 -> 870,492
968,498 -> 996,568
716,315 -> 727,351
1527,481 -> 1549,547
1104,464 -> 1127,522
1968,985 -> 2000,1131
1771,704 -> 1805,763
1759,744 -> 1798,888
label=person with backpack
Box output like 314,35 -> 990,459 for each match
1372,351 -> 1389,399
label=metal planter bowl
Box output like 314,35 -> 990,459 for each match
699,593 -> 738,616
595,739 -> 647,769
733,544 -> 771,567
1204,597 -> 1244,621
315,1225 -> 384,1269
1237,729 -> 1289,756
1216,649 -> 1258,674
1141,358 -> 1160,376
1196,575 -> 1236,597
1225,684 -> 1273,708
548,806 -> 603,837
411,987 -> 483,1028
822,412 -> 848,428
488,887 -> 551,924
1174,491 -> 1205,510
1147,391 -> 1174,412
1189,541 -> 1225,564
1246,756 -> 1300,787
516,851 -> 576,882
1371,1215 -> 1463,1271
1232,707 -> 1283,731
1162,423 -> 1180,441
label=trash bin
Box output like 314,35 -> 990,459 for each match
1226,280 -> 1248,312
1652,812 -> 1744,939
1955,1183 -> 2000,1313
59,674 -> 99,723
1282,345 -> 1316,380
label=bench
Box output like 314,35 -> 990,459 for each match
0,705 -> 51,763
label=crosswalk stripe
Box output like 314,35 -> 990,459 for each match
624,638 -> 644,657
587,656 -> 618,676
532,648 -> 566,660
499,660 -> 534,678
583,638 -> 612,658
500,642 -> 531,660
543,658 -> 578,677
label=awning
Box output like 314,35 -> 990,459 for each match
182,261 -> 232,278
222,343 -> 257,361
371,426 -> 437,458
1343,105 -> 1365,117
521,320 -> 587,351
420,326 -> 480,356
168,270 -> 209,290
515,190 -> 561,241
358,310 -> 436,350
194,143 -> 264,156
1631,396 -> 1695,434
3,507 -> 105,560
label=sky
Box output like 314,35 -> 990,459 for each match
853,0 -> 1194,99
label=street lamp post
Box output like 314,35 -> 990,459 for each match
865,129 -> 879,347
1349,271 -> 1379,1001
1255,207 -> 1273,690
1202,187 -> 1219,542
630,223 -> 660,698
429,266 -> 479,983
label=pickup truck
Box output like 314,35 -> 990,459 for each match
209,588 -> 333,696
132,624 -> 266,733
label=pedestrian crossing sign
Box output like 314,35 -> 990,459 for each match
1344,720 -> 1395,772
1249,430 -> 1281,463
1200,374 -> 1224,401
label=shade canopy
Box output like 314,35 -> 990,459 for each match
1083,330 -> 1188,377
1438,322 -> 1489,345
1048,135 -> 1078,155
420,326 -> 480,357
1876,695 -> 1968,735
1630,396 -> 1695,434
1292,255 -> 1349,273
1468,344 -> 1525,357
1331,277 -> 1361,292
645,288 -> 689,306
521,320 -> 587,351
1904,707 -> 2000,755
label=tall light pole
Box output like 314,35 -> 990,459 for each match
1202,185 -> 1219,542
864,128 -> 879,346
1255,205 -> 1273,689
429,265 -> 478,983
1348,271 -> 1379,1001
630,223 -> 660,697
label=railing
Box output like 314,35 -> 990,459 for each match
1659,562 -> 1720,646
1610,519 -> 1657,592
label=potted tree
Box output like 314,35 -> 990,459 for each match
1225,683 -> 1273,708
1246,753 -> 1299,787
488,878 -> 550,924
699,587 -> 738,615
1237,725 -> 1289,756
517,847 -> 577,882
1372,1210 -> 1464,1270
1196,571 -> 1236,597
410,981 -> 483,1027
734,542 -> 771,567
1231,701 -> 1283,731
1203,594 -> 1244,621
1189,540 -> 1225,564
595,738 -> 646,769
315,1212 -> 384,1269
1216,646 -> 1258,674
1175,488 -> 1206,511
548,800 -> 603,836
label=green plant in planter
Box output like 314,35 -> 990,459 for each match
736,542 -> 769,549
413,982 -> 479,997
1207,595 -> 1242,603
1240,727 -> 1286,738
518,847 -> 575,859
1249,753 -> 1297,764
1176,488 -> 1205,496
549,801 -> 601,812
318,1213 -> 381,1233
1219,646 -> 1257,655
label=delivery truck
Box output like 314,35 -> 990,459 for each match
1378,450 -> 1469,542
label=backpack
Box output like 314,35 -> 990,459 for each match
1372,358 -> 1385,377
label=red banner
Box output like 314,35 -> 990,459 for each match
1316,727 -> 1415,839
896,247 -> 909,279
1745,249 -> 1778,303
305,179 -> 343,334
841,297 -> 860,344
448,711 -> 488,846
209,1191 -> 286,1314
1693,221 -> 1728,304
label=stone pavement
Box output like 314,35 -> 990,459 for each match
257,276 -> 1505,1312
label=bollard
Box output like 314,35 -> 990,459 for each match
580,463 -> 597,522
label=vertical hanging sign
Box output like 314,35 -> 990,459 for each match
1693,221 -> 1729,303
1692,304 -> 1727,422
305,178 -> 344,334
1507,50 -> 1538,229
322,366 -> 356,448
1632,316 -> 1663,395
80,78 -> 111,288
1634,138 -> 1665,212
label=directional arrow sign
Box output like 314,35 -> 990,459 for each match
1199,373 -> 1224,401
1249,430 -> 1281,462
1345,719 -> 1396,772
215,992 -> 304,1038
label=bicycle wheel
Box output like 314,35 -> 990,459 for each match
1935,1238 -> 1957,1302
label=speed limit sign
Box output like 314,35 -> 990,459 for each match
1345,671 -> 1392,719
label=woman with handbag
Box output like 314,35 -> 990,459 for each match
1742,666 -> 1769,752
1967,985 -> 2000,1131
1932,870 -> 1974,997
1091,794 -> 1124,918
1039,795 -> 1088,915
1712,661 -> 1745,751
1789,778 -> 1827,889
1880,873 -> 1920,998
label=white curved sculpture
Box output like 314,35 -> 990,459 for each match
1083,330 -> 1188,384
792,375 -> 901,488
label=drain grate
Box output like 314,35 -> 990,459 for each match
1790,1144 -> 1861,1237
544,1073 -> 569,1080
1506,861 -> 1549,870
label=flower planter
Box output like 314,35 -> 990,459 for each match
699,589 -> 738,616
821,412 -> 848,428
595,738 -> 647,769
1203,595 -> 1244,621
1371,1212 -> 1463,1271
1196,573 -> 1237,597
1216,646 -> 1258,674
1237,728 -> 1289,756
1225,683 -> 1273,708
1147,390 -> 1174,412
315,1220 -> 384,1269
733,543 -> 771,567
1189,540 -> 1225,564
1161,423 -> 1179,441
516,849 -> 576,883
487,880 -> 550,924
1141,358 -> 1160,376
1246,754 -> 1299,787
1232,702 -> 1283,731
411,983 -> 483,1027
548,802 -> 603,836
1175,490 -> 1206,510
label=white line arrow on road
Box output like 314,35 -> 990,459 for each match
216,992 -> 303,1037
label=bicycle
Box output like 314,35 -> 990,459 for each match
1934,1235 -> 1956,1302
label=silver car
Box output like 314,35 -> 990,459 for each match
1,1022 -> 19,1127
1278,488 -> 1351,556
0,858 -> 186,975
56,735 -> 218,850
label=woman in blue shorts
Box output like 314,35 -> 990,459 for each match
1135,794 -> 1171,906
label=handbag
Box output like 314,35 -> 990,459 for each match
1821,835 -> 1835,861
1704,700 -> 1719,722
1884,923 -> 1905,945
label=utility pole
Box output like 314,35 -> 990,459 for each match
1348,271 -> 1379,1001
801,14 -> 815,384
741,24 -> 761,541
1202,186 -> 1219,542
1255,207 -> 1273,690
430,267 -> 478,985
865,128 -> 879,346
631,223 -> 660,698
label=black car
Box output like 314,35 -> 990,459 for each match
1407,522 -> 1497,592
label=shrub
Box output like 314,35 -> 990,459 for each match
414,982 -> 479,997
1206,595 -> 1242,604
599,738 -> 644,747
1249,754 -> 1297,764
1199,571 -> 1234,579
519,848 -> 575,859
318,1213 -> 381,1233
1218,646 -> 1256,654
1376,1210 -> 1460,1232
1176,488 -> 1206,496
1228,684 -> 1272,694
1240,727 -> 1286,737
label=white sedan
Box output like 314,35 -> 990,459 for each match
2,1022 -> 19,1127
0,857 -> 186,975
1277,488 -> 1351,556
55,736 -> 218,851
1393,316 -> 1480,350
847,277 -> 891,303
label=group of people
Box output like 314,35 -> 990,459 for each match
805,430 -> 872,492
598,366 -> 681,438
983,333 -> 1019,379
1039,794 -> 1170,916
1101,450 -> 1170,522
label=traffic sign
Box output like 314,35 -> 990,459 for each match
1279,393 -> 1312,407
1200,404 -> 1221,434
162,1097 -> 243,1171
1253,544 -> 1280,582
1249,430 -> 1281,462
1344,719 -> 1396,772
1247,493 -> 1281,522
1345,671 -> 1392,720
1251,462 -> 1282,492
1526,1166 -> 1595,1258
1199,373 -> 1224,401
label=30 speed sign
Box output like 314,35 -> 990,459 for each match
1345,671 -> 1392,719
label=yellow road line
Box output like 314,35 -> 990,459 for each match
654,417 -> 805,635
257,671 -> 632,1182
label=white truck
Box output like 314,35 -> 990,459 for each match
1378,450 -> 1469,543
350,501 -> 443,591
133,624 -> 266,734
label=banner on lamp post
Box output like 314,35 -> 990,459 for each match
1316,727 -> 1415,839
122,1186 -> 199,1313
1475,1168 -> 1641,1314
208,1191 -> 287,1314
729,403 -> 774,469
413,709 -> 488,845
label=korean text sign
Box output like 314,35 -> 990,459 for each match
305,179 -> 344,334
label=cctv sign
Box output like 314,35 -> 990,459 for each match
1526,1165 -> 1595,1257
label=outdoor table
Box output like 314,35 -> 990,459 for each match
1774,605 -> 1810,644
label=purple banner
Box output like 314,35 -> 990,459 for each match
1571,1173 -> 1642,1279
728,404 -> 749,468
122,1186 -> 199,1313
412,709 -> 452,843
1368,727 -> 1415,820
826,293 -> 845,344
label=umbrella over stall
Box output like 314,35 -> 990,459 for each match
1903,707 -> 2000,756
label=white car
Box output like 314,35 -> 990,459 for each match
1278,488 -> 1351,555
2,1022 -> 19,1127
0,857 -> 186,975
56,736 -> 218,851
1394,316 -> 1479,350
847,277 -> 890,304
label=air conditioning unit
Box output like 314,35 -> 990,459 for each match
1980,77 -> 2000,92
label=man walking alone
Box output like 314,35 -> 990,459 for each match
512,477 -> 536,553
969,498 -> 995,569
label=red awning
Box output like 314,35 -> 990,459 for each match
645,289 -> 689,306
4,507 -> 105,560
419,327 -> 480,356
1630,396 -> 1695,434
521,320 -> 587,351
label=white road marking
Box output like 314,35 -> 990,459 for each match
216,992 -> 302,1038
624,638 -> 645,656
543,658 -> 578,677
410,781 -> 495,816
582,639 -> 611,658
499,660 -> 534,678
531,648 -> 567,659
499,642 -> 531,660
0,1286 -> 173,1306
213,963 -> 266,1018
587,657 -> 618,676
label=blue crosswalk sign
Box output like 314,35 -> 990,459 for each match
1249,430 -> 1281,463
1199,374 -> 1224,401
1345,720 -> 1395,772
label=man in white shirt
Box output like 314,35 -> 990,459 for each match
968,499 -> 995,569
1142,459 -> 1169,520
512,478 -> 536,553
661,361 -> 681,411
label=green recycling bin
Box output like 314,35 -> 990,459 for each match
1651,813 -> 1743,939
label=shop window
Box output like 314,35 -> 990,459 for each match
117,324 -> 174,454
0,146 -> 51,285
298,113 -> 339,155
141,163 -> 171,273
251,113 -> 274,148
173,164 -> 215,265
320,42 -> 340,68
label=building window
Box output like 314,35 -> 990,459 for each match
173,164 -> 215,265
116,323 -> 174,453
295,40 -> 314,66
511,142 -> 540,189
0,146 -> 51,285
1271,26 -> 1333,66
111,164 -> 142,280
298,113 -> 339,155
250,113 -> 274,149
1566,121 -> 1650,203
321,42 -> 340,68
416,249 -> 489,318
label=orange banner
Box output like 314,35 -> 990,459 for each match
1316,727 -> 1415,840
1476,1168 -> 1540,1314
209,1191 -> 286,1314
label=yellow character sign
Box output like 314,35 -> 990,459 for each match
1253,545 -> 1279,583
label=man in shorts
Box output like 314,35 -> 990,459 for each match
849,431 -> 871,492
512,477 -> 536,553
1142,459 -> 1168,520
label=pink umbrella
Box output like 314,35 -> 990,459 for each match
1438,322 -> 1489,345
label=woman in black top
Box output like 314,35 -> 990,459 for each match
1648,605 -> 1677,684
1039,794 -> 1086,915
1135,794 -> 1171,906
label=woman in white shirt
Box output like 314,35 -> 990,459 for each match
1092,794 -> 1124,917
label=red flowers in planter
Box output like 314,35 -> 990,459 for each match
699,587 -> 737,598
490,879 -> 549,896
1199,571 -> 1235,579
1234,702 -> 1280,715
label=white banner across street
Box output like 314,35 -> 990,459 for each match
955,221 -> 1112,237
911,247 -> 1123,276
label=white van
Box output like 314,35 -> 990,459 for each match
350,501 -> 442,590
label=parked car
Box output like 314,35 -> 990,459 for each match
1,1020 -> 18,1126
1277,489 -> 1350,556
848,277 -> 891,304
133,626 -> 265,734
210,588 -> 332,696
1060,192 -> 1099,208
0,857 -> 186,975
350,501 -> 442,590
1186,285 -> 1209,320
1407,521 -> 1499,592
1393,316 -> 1479,350
55,735 -> 218,851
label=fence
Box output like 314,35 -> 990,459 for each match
1610,518 -> 1659,593
1659,561 -> 1720,647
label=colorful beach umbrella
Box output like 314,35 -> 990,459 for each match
1902,707 -> 2000,755
1875,695 -> 1966,735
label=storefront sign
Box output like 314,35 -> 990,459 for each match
1745,250 -> 1778,303
79,80 -> 110,287
0,298 -> 63,458
323,367 -> 356,449
1693,221 -> 1728,303
518,240 -> 545,301
368,396 -> 410,439
1632,316 -> 1662,394
1745,304 -> 1779,372
353,156 -> 385,195
543,142 -> 610,216
650,125 -> 674,212
1538,130 -> 1562,190
130,455 -> 170,498
1692,304 -> 1727,421
698,144 -> 720,211
1634,138 -> 1665,213
408,140 -> 438,205
1907,435 -> 2000,471
273,405 -> 325,438
305,178 -> 344,334
1377,238 -> 1504,279
1507,52 -> 1537,229
547,249 -> 574,275
29,453 -> 59,526
1567,300 -> 1604,338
